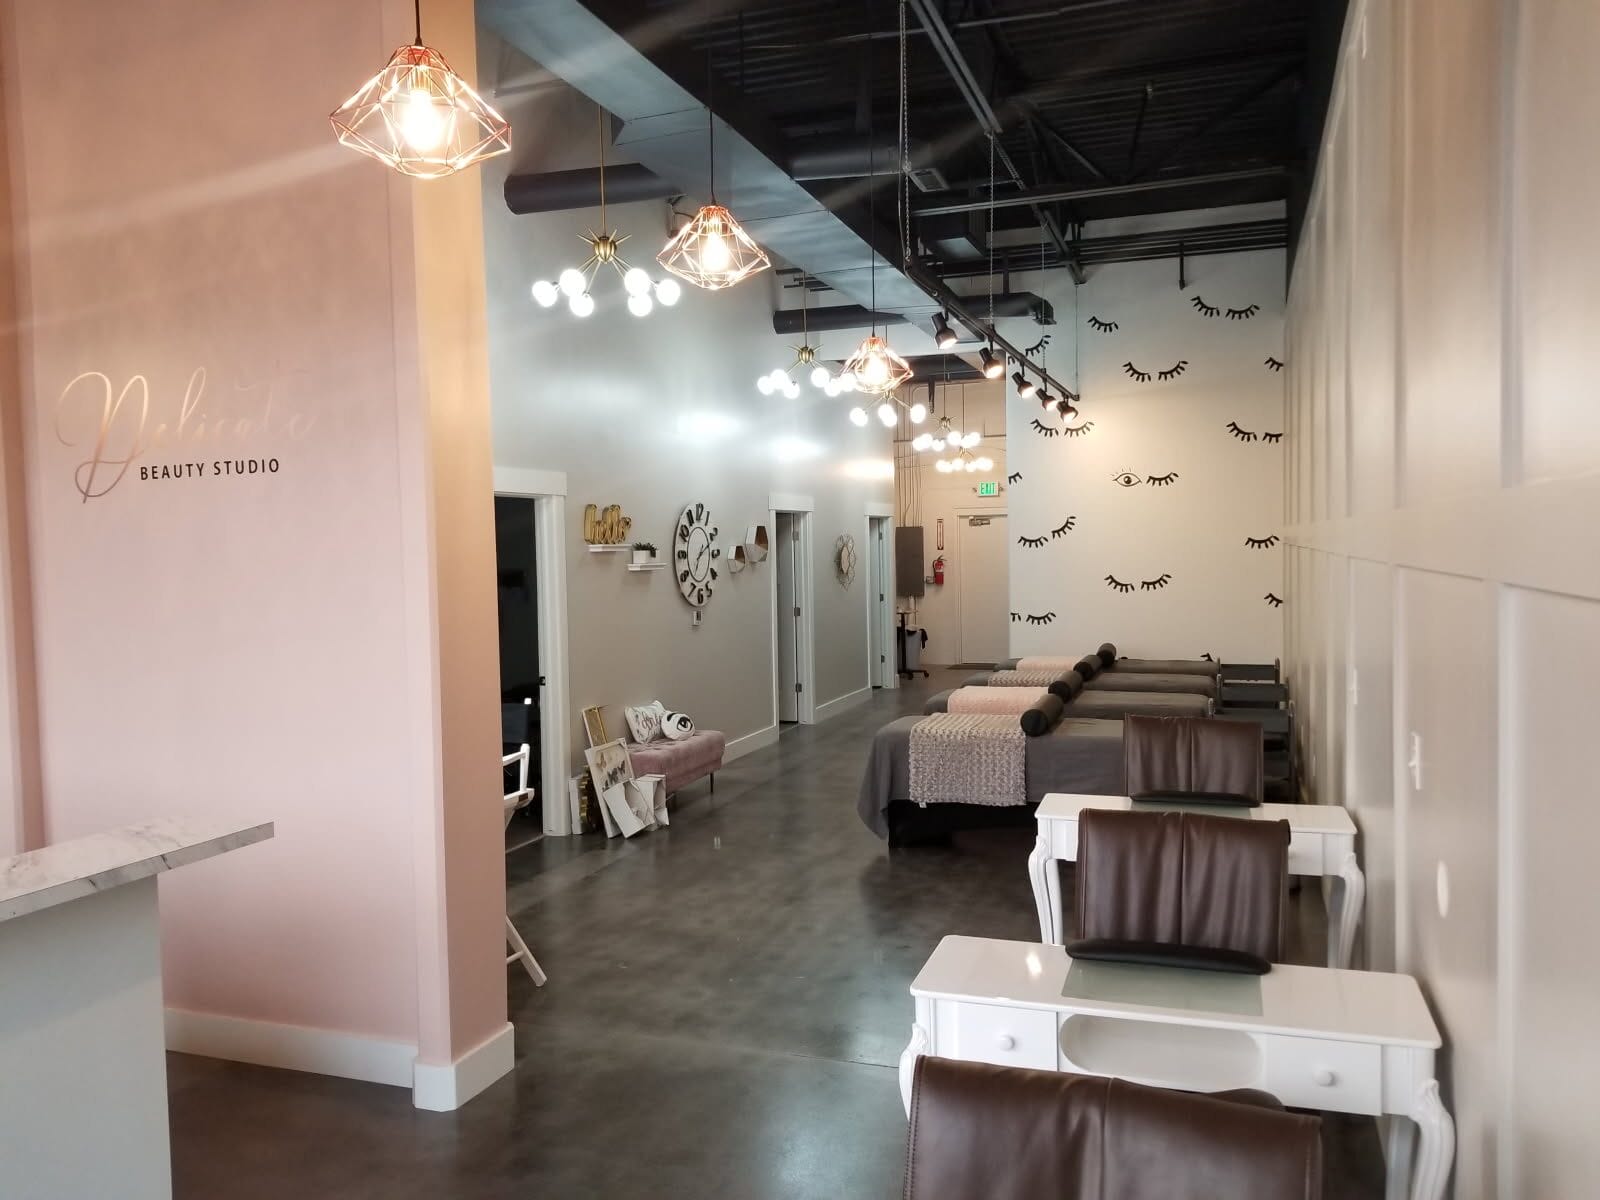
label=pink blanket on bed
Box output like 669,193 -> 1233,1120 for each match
1017,656 -> 1083,671
947,686 -> 1049,714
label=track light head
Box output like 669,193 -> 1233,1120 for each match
932,313 -> 958,350
979,347 -> 1004,379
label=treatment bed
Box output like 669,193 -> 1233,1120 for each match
928,686 -> 1211,720
857,714 -> 1125,843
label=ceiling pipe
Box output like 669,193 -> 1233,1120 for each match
771,292 -> 1051,335
914,167 -> 1288,217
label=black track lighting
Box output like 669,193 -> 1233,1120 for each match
979,347 -> 1004,379
1037,389 -> 1054,409
932,312 -> 957,350
1017,374 -> 1038,400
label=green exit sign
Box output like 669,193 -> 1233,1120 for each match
976,480 -> 999,497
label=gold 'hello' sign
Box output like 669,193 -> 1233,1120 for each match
582,503 -> 632,545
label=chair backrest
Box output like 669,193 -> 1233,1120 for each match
904,1057 -> 1322,1200
1123,713 -> 1263,800
1075,807 -> 1289,962
502,743 -> 531,829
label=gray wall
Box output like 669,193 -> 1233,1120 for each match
1287,2 -> 1600,1196
478,42 -> 893,765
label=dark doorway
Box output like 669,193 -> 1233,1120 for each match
495,496 -> 542,835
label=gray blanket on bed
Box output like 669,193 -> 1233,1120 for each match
925,688 -> 1209,719
1085,671 -> 1216,697
857,715 -> 1125,839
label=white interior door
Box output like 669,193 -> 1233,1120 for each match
958,513 -> 1009,665
868,517 -> 890,687
775,512 -> 800,721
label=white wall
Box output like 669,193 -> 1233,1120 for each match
902,380 -> 1007,665
1286,2 -> 1600,1196
1003,253 -> 1285,664
478,42 -> 894,762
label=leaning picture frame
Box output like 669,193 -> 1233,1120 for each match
581,705 -> 608,748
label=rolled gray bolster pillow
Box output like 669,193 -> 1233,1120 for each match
1020,692 -> 1067,736
1047,670 -> 1085,701
961,671 -> 992,689
1097,642 -> 1117,668
1073,656 -> 1100,681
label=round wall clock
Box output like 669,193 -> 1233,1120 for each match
673,502 -> 720,607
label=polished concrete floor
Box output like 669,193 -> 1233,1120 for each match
168,670 -> 1384,1197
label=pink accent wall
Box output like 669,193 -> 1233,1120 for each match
0,0 -> 506,1070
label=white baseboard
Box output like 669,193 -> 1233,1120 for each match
722,723 -> 778,764
165,1007 -> 415,1089
412,1021 -> 515,1112
815,686 -> 871,723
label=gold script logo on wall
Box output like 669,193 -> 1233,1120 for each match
54,368 -> 315,502
582,504 -> 632,545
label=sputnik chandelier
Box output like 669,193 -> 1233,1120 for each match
531,105 -> 681,318
849,391 -> 928,429
911,384 -> 988,473
330,0 -> 510,179
657,3 -> 770,292
759,281 -> 856,399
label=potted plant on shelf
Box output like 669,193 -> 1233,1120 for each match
631,541 -> 658,566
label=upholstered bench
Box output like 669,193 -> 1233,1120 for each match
625,730 -> 725,795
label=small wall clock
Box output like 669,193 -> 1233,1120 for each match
674,502 -> 720,607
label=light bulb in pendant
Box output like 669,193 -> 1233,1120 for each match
699,230 -> 732,273
400,86 -> 447,151
569,292 -> 595,317
558,268 -> 587,297
654,278 -> 681,306
810,366 -> 831,389
531,280 -> 559,308
876,402 -> 898,427
908,402 -> 927,424
623,268 -> 652,297
848,406 -> 869,427
628,293 -> 653,317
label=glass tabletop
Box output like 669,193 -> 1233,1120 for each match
1062,959 -> 1264,1017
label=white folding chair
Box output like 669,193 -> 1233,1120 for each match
502,744 -> 546,986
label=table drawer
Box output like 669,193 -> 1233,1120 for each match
1285,830 -> 1323,876
1257,1034 -> 1381,1115
936,1001 -> 1058,1072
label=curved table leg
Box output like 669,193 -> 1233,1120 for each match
899,1023 -> 930,1116
1027,834 -> 1054,943
1333,851 -> 1366,969
1409,1079 -> 1455,1200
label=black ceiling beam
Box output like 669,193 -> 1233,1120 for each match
907,0 -> 1079,284
913,167 -> 1287,216
1129,63 -> 1302,182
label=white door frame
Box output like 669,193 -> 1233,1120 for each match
770,493 -> 818,725
493,466 -> 572,836
866,501 -> 897,690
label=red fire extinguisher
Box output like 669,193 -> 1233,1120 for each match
931,555 -> 946,586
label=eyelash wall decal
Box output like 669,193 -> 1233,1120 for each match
1261,431 -> 1283,443
1025,611 -> 1057,625
1245,534 -> 1281,549
1023,333 -> 1052,355
1017,534 -> 1048,549
1264,593 -> 1284,608
1226,303 -> 1261,320
1010,611 -> 1021,623
1111,471 -> 1141,488
1105,574 -> 1134,593
1191,295 -> 1220,318
1200,652 -> 1217,663
1146,472 -> 1179,486
1122,362 -> 1151,382
1156,361 -> 1188,381
1007,471 -> 1022,485
1086,316 -> 1118,332
1140,574 -> 1172,591
1050,518 -> 1076,539
1063,421 -> 1095,438
1226,421 -> 1259,442
1030,418 -> 1061,438
1264,356 -> 1285,372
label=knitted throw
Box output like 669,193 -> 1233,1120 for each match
909,713 -> 1027,807
988,669 -> 1061,688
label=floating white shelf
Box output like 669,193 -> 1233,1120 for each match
587,544 -> 631,553
627,562 -> 666,572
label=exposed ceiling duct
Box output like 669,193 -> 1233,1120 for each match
480,0 -> 936,319
771,292 -> 1053,336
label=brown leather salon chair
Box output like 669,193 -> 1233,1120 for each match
1073,806 -> 1289,970
1123,712 -> 1263,802
903,1056 -> 1322,1200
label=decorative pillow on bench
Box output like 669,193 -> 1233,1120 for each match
625,701 -> 668,744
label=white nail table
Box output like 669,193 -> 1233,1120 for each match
901,935 -> 1454,1200
1027,792 -> 1366,968
0,816 -> 274,1200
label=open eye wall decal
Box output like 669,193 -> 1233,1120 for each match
1105,574 -> 1134,593
1030,418 -> 1061,438
1146,472 -> 1179,487
1122,362 -> 1151,382
1226,303 -> 1260,320
1264,593 -> 1284,608
1050,517 -> 1076,539
1025,611 -> 1057,625
1111,471 -> 1141,488
1191,295 -> 1220,318
1156,361 -> 1188,381
1140,574 -> 1172,591
1264,356 -> 1285,372
1007,471 -> 1022,485
1017,534 -> 1048,548
1226,421 -> 1258,442
1260,431 -> 1283,443
1086,316 -> 1118,332
1245,534 -> 1280,549
1063,421 -> 1095,438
